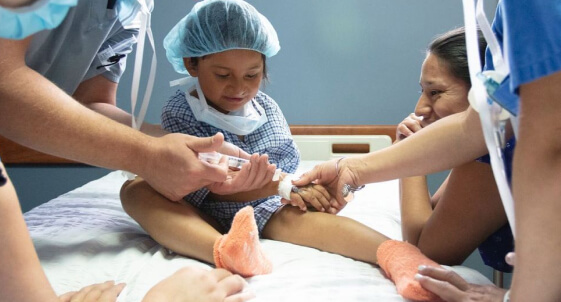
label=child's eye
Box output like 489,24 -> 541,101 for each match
245,74 -> 258,79
215,73 -> 229,79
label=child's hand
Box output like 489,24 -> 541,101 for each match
284,184 -> 334,213
207,153 -> 276,195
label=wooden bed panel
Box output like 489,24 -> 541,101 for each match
0,125 -> 396,165
0,135 -> 78,165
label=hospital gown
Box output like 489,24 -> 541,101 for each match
161,89 -> 300,233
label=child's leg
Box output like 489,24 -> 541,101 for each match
262,206 -> 388,264
377,240 -> 442,301
213,206 -> 272,277
121,180 -> 271,277
120,178 -> 220,263
263,207 -> 441,301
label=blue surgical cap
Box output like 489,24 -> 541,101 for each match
164,0 -> 280,74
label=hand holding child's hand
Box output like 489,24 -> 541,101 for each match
208,153 -> 276,195
282,184 -> 335,213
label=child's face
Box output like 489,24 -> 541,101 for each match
187,49 -> 264,114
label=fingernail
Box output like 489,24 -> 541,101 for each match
329,208 -> 337,214
414,273 -> 424,281
418,265 -> 426,271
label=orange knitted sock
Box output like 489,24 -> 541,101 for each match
377,240 -> 442,301
213,206 -> 273,277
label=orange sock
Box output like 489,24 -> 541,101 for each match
377,240 -> 442,301
213,206 -> 273,277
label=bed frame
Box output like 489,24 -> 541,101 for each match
14,124 -> 496,301
0,125 -> 397,165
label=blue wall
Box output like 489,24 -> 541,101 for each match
6,0 -> 509,286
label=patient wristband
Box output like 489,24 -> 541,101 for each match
278,174 -> 296,200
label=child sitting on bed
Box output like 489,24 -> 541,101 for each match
121,1 -> 438,300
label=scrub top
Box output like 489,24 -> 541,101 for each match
25,0 -> 140,95
485,1 -> 561,98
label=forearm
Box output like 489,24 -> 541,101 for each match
208,176 -> 280,202
0,175 -> 59,302
355,108 -> 486,185
0,63 -> 152,174
399,176 -> 432,245
510,72 -> 561,301
511,135 -> 561,301
85,102 -> 167,137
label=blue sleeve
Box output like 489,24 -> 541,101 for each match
501,0 -> 561,89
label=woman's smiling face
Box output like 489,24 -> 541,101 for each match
415,53 -> 470,126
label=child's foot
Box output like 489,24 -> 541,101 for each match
213,206 -> 273,277
377,240 -> 442,301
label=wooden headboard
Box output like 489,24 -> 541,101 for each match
0,125 -> 396,165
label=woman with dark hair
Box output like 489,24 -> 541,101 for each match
396,26 -> 514,274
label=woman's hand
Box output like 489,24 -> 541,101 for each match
58,281 -> 126,302
395,113 -> 424,143
415,265 -> 507,302
292,157 -> 362,211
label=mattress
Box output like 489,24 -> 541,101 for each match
25,161 -> 492,301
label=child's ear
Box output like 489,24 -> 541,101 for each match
183,57 -> 198,77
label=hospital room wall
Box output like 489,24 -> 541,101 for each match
6,0 -> 509,286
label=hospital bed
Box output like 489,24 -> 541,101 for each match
0,125 -> 492,301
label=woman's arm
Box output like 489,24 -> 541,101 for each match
294,107 -> 489,208
356,107 -> 487,185
416,161 -> 507,265
399,175 -> 433,245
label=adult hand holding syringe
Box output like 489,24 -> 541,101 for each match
200,147 -> 280,195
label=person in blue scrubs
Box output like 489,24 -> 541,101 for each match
0,0 -> 263,301
295,1 -> 561,301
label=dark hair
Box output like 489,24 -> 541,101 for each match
186,54 -> 269,81
427,26 -> 486,86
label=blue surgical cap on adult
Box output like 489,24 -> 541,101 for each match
163,0 -> 280,74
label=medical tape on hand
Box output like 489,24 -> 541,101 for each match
278,174 -> 296,200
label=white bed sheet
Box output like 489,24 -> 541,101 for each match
25,161 -> 492,302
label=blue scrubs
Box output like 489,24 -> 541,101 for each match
485,1 -> 561,100
478,0 -> 561,273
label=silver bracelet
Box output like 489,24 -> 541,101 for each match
335,157 -> 345,177
335,157 -> 364,197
